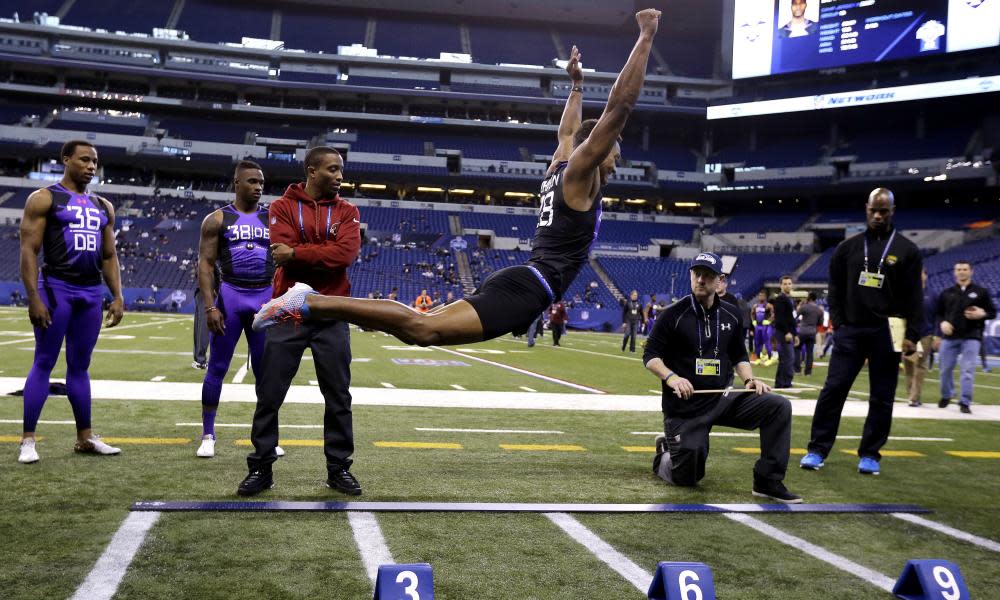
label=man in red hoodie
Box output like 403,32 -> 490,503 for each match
253,11 -> 661,348
238,146 -> 362,497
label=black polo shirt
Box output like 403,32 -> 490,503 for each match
644,293 -> 749,416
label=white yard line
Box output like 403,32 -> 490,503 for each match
519,386 -> 537,393
0,418 -> 77,425
380,382 -> 396,389
544,512 -> 652,594
69,511 -> 161,600
450,384 -> 466,390
431,346 -> 605,394
231,363 -> 249,384
415,427 -> 564,434
892,513 -> 1000,553
348,511 -> 394,586
175,422 -> 322,429
926,377 -> 1000,391
497,337 -> 640,362
724,514 -> 895,592
629,432 -> 953,442
150,376 -> 166,382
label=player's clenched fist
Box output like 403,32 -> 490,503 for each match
636,8 -> 661,36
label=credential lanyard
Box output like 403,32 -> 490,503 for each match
690,295 -> 721,358
298,203 -> 333,242
863,229 -> 896,274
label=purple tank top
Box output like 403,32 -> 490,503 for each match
218,204 -> 273,287
41,183 -> 108,286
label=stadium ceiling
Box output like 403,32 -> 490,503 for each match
263,0 -> 639,25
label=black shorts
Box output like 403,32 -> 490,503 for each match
465,265 -> 555,340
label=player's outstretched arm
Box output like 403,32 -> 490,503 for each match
549,45 -> 585,172
19,189 -> 52,328
564,9 -> 659,191
198,210 -> 225,334
98,197 -> 124,327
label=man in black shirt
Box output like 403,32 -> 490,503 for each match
801,188 -> 923,476
621,290 -> 642,352
252,11 -> 664,344
935,261 -> 996,413
644,252 -> 801,503
796,292 -> 824,376
772,276 -> 798,389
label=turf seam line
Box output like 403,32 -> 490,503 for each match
69,511 -> 160,600
891,513 -> 1000,553
348,511 -> 394,586
544,512 -> 653,593
231,362 -> 249,384
723,513 -> 895,592
430,345 -> 606,394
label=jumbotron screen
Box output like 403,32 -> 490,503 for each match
730,0 -> 1000,79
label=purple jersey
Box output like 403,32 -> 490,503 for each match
754,303 -> 768,324
218,204 -> 273,287
41,183 -> 109,286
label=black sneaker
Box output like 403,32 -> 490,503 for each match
752,477 -> 803,504
237,469 -> 273,497
908,399 -> 922,407
960,404 -> 972,414
938,398 -> 951,408
652,435 -> 668,474
327,468 -> 362,496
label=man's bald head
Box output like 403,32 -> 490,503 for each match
866,187 -> 895,233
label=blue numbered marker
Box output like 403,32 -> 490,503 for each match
893,559 -> 969,600
373,563 -> 434,600
648,562 -> 716,600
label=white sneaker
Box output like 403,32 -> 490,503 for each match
275,445 -> 285,457
18,438 -> 39,464
75,436 -> 121,456
196,435 -> 216,458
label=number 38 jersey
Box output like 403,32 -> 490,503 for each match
527,162 -> 602,300
41,183 -> 110,286
218,203 -> 274,287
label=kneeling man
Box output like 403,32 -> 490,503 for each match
643,252 -> 802,503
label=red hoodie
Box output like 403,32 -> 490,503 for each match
268,183 -> 361,297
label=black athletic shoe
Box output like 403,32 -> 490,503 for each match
237,469 -> 273,497
960,404 -> 972,414
752,477 -> 803,504
327,468 -> 362,496
938,398 -> 951,409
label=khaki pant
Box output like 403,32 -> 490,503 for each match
903,335 -> 934,404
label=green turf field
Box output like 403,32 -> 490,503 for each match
1,308 -> 998,599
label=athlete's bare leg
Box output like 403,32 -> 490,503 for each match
305,295 -> 484,346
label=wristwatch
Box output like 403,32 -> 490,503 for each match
571,85 -> 583,93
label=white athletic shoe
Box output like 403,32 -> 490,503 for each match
18,438 -> 39,464
275,445 -> 285,457
196,435 -> 216,458
74,436 -> 121,456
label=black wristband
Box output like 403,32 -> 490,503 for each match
571,85 -> 583,93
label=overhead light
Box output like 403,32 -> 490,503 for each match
602,196 -> 620,203
504,192 -> 534,198
360,184 -> 387,190
625,198 -> 647,204
417,186 -> 444,192
675,201 -> 700,208
449,189 -> 475,194
340,182 -> 355,187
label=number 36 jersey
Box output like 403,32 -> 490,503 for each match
41,183 -> 110,286
527,161 -> 602,300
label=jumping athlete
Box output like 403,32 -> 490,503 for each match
253,10 -> 662,342
751,290 -> 775,366
18,140 -> 125,464
195,160 -> 276,458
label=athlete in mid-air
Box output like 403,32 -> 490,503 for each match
253,9 -> 662,343
194,160 -> 278,458
18,140 -> 125,464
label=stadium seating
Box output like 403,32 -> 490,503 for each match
279,7 -> 367,53
798,246 -> 837,282
175,0 -> 271,43
61,0 -> 171,33
460,213 -> 537,237
373,16 -> 462,59
712,213 -> 809,234
467,23 -> 556,67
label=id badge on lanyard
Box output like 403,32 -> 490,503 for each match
691,296 -> 721,377
695,358 -> 721,376
859,230 -> 895,291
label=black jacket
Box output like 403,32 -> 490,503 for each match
643,294 -> 749,417
771,293 -> 798,337
828,227 -> 924,343
935,282 -> 996,340
622,298 -> 642,324
719,292 -> 749,331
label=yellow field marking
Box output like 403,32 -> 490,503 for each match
101,437 -> 190,445
0,435 -> 41,442
374,441 -> 463,450
734,447 -> 808,455
500,444 -> 586,452
621,446 -> 655,453
234,439 -> 323,447
946,451 -> 1000,459
840,449 -> 925,458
